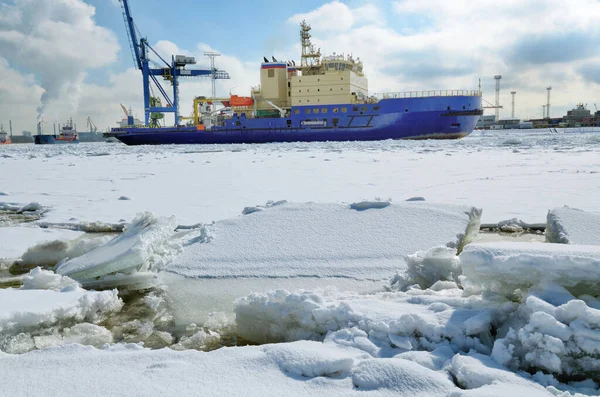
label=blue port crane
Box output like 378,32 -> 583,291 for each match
119,0 -> 230,126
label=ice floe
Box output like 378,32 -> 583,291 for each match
546,206 -> 600,245
459,242 -> 600,295
164,201 -> 481,280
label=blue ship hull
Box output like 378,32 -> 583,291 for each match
110,96 -> 482,145
34,135 -> 79,144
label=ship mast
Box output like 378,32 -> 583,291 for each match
300,20 -> 321,75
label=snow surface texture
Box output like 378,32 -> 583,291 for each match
165,201 -> 481,280
0,268 -> 123,353
0,341 -> 560,397
459,242 -> 600,295
1,130 -> 600,225
546,206 -> 600,245
0,226 -> 84,260
56,212 -> 180,288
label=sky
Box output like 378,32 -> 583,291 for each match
1,0 -> 600,134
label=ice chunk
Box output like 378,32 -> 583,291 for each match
492,292 -> 600,382
546,206 -> 600,245
165,201 -> 481,280
20,235 -> 112,267
392,246 -> 462,290
0,276 -> 123,335
235,287 -> 512,351
56,213 -> 179,283
459,242 -> 600,294
21,267 -> 79,291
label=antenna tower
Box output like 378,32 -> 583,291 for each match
300,20 -> 321,72
494,75 -> 502,121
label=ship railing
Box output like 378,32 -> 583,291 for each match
372,90 -> 482,100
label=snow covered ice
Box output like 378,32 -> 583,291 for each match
164,201 -> 481,280
2,130 -> 600,396
546,206 -> 600,245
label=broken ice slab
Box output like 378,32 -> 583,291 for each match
165,201 -> 482,280
545,206 -> 600,245
460,242 -> 600,294
234,286 -> 509,348
0,268 -> 123,336
55,213 -> 178,285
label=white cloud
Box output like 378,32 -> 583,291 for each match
284,0 -> 600,120
287,1 -> 354,32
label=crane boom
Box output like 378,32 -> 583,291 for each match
120,0 -> 142,70
118,0 -> 230,126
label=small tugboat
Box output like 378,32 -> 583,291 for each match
34,118 -> 79,144
0,124 -> 10,145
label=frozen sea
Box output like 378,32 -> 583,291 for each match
1,129 -> 599,226
1,129 -> 600,397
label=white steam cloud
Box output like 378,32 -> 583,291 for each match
0,0 -> 119,121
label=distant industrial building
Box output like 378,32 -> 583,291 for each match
476,103 -> 600,131
476,115 -> 496,129
490,119 -> 520,130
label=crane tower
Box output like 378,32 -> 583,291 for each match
118,0 -> 230,126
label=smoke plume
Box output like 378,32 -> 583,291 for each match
0,0 -> 119,121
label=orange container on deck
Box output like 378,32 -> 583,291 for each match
230,95 -> 254,107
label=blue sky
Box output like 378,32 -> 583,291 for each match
87,0 -> 346,76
